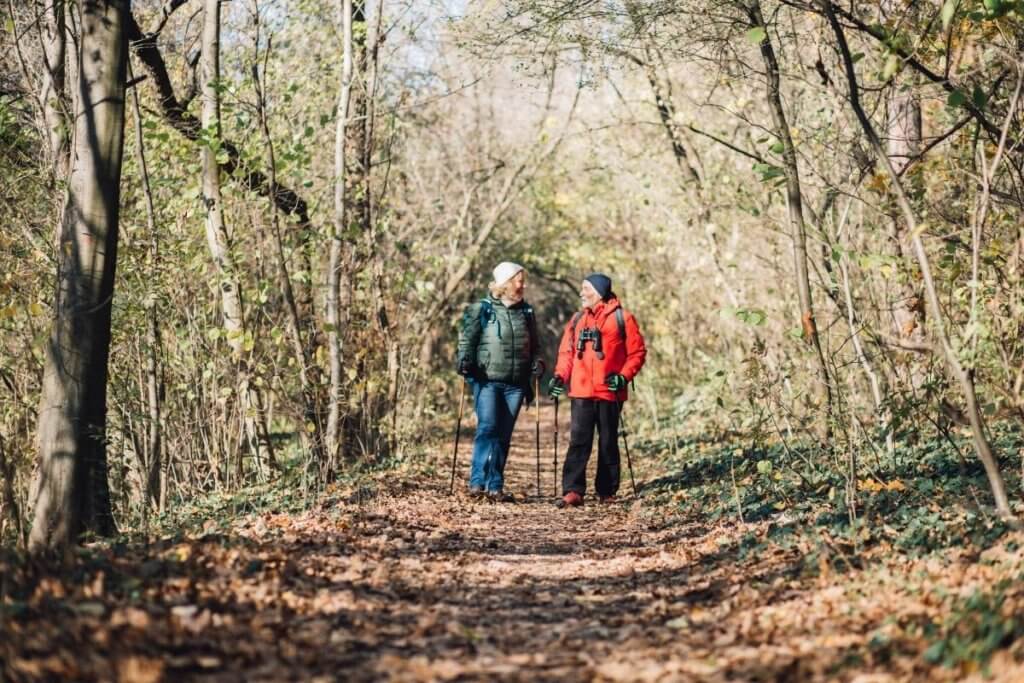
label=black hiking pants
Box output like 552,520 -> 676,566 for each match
562,398 -> 620,498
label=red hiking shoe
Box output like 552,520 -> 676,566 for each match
598,495 -> 617,505
556,491 -> 584,508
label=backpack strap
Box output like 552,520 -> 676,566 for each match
524,304 -> 537,352
479,298 -> 500,338
570,311 -> 583,346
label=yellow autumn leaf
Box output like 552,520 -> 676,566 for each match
857,478 -> 883,492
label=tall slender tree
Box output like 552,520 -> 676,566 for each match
327,0 -> 354,472
249,0 -> 325,470
882,1 -> 927,388
746,0 -> 834,433
30,0 -> 130,552
37,0 -> 69,178
199,0 -> 275,481
127,57 -> 163,511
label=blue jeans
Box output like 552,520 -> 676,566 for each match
468,379 -> 525,492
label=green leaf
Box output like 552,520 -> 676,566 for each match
851,52 -> 865,63
736,308 -> 767,326
756,460 -> 773,475
746,26 -> 766,44
923,640 -> 945,664
882,53 -> 900,81
752,162 -> 785,181
769,141 -> 784,154
941,0 -> 957,30
972,85 -> 988,110
947,90 -> 966,108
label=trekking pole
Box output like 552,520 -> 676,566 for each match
448,380 -> 467,495
534,375 -> 541,497
552,397 -> 559,497
618,398 -> 638,498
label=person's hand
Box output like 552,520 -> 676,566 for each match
605,373 -> 627,391
547,375 -> 566,397
531,358 -> 546,378
457,358 -> 476,378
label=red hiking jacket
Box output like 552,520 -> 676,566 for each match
553,297 -> 647,402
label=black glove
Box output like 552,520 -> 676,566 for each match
457,358 -> 476,378
531,358 -> 546,378
547,375 -> 566,397
605,373 -> 627,391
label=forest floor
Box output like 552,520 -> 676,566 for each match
3,405 -> 1024,682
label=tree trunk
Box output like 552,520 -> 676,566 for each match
884,0 -> 925,378
200,0 -> 275,479
250,0 -> 325,469
0,436 -> 25,547
339,1 -> 374,462
886,75 -> 927,388
38,0 -> 69,177
30,0 -> 128,553
327,0 -> 354,471
748,0 -> 834,434
128,57 -> 162,510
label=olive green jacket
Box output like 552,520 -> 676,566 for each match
456,296 -> 538,388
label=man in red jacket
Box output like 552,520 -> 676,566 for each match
548,273 -> 646,507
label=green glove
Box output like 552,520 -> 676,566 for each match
606,373 -> 627,391
547,376 -> 566,397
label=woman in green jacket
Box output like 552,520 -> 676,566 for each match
456,262 -> 542,501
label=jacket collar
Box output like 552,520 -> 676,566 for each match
585,297 -> 620,319
488,295 -> 527,310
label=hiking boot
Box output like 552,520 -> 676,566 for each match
488,490 -> 516,503
556,491 -> 584,508
598,495 -> 617,505
468,485 -> 485,499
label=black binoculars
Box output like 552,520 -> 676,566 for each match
576,327 -> 604,359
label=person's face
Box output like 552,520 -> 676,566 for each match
506,271 -> 526,301
580,280 -> 601,309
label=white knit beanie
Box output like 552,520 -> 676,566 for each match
492,261 -> 524,286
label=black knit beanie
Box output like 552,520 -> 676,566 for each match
584,273 -> 612,300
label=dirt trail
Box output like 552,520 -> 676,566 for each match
5,403 -> 1024,681
341,401 -> 733,681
